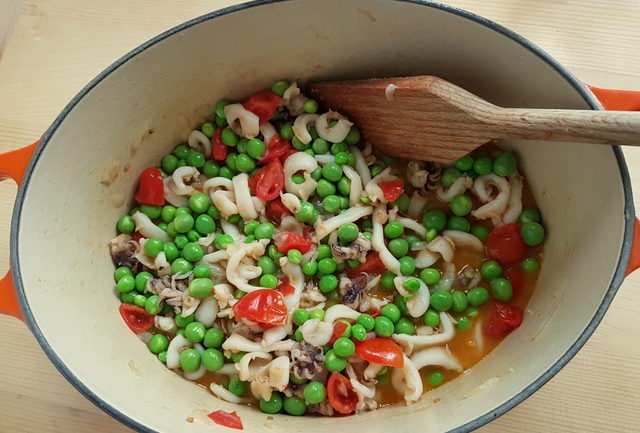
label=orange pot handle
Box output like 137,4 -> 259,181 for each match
588,86 -> 640,275
0,141 -> 39,320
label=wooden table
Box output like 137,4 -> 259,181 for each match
1,1 -> 639,432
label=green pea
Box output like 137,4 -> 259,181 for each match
292,329 -> 303,342
280,123 -> 294,140
295,202 -> 316,223
336,223 -> 358,243
441,167 -> 462,188
395,296 -> 409,316
134,271 -> 153,291
399,256 -> 416,276
370,165 -> 383,177
404,234 -> 420,249
179,349 -> 201,372
303,381 -> 326,404
203,328 -> 224,348
425,228 -> 437,242
174,213 -> 195,233
423,309 -> 441,327
430,290 -> 454,311
254,222 -> 275,240
299,98 -> 318,113
235,153 -> 256,173
467,287 -> 490,306
186,151 -> 205,168
282,395 -> 306,416
383,222 -> 403,239
428,371 -> 445,386
351,324 -> 367,341
450,194 -> 473,216
394,317 -> 415,335
324,350 -> 347,372
357,314 -> 375,331
309,309 -> 325,321
260,392 -> 284,414
493,153 -> 517,176
389,194 -> 409,214
228,377 -> 249,396
144,295 -> 162,314
381,304 -> 401,323
346,259 -> 360,268
140,204 -> 162,219
272,80 -> 289,96
319,275 -> 338,292
114,266 -> 133,282
456,316 -> 471,331
447,216 -> 471,232
419,268 -> 440,285
315,179 -> 336,198
230,352 -> 246,363
157,222 -> 169,232
245,138 -> 265,159
519,208 -> 541,224
455,155 -> 474,171
171,257 -> 193,275
215,100 -> 230,119
117,215 -> 135,234
473,156 -> 493,175
388,238 -> 409,258
186,229 -> 200,242
290,135 -> 308,150
333,151 -> 348,165
451,291 -> 469,313
185,322 -> 206,343
491,278 -> 513,301
291,309 -> 309,327
253,257 -> 275,277
322,163 -> 343,182
219,166 -> 234,179
310,138 -> 328,154
466,307 -> 479,318
214,234 -> 234,249
189,278 -> 214,298
403,277 -> 421,292
161,154 -> 178,174
298,260 -> 316,276
521,222 -> 545,246
267,245 -> 283,261
257,274 -> 276,289
317,244 -> 332,259
202,348 -> 224,371
317,258 -> 336,275
381,271 -> 396,291
331,142 -> 348,154
374,316 -> 395,337
181,242 -> 203,262
523,257 -> 540,272
221,128 -> 239,147
206,205 -> 220,220
175,313 -> 194,328
159,207 -> 176,225
203,160 -> 220,178
423,210 -> 447,231
335,177 -> 351,196
192,264 -> 211,279
471,225 -> 489,240
333,337 -> 355,357
200,122 -> 215,138
481,261 -> 502,280
286,249 -> 302,264
116,275 -> 135,293
193,214 -> 215,235
320,195 -> 339,213
344,127 -> 360,145
148,334 -> 169,354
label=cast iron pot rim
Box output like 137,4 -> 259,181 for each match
9,1 -> 635,432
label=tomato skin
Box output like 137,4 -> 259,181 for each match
134,168 -> 165,206
485,223 -> 526,265
378,178 -> 404,202
483,303 -> 524,339
232,289 -> 288,328
243,90 -> 282,123
212,127 -> 229,161
265,198 -> 291,223
354,338 -> 404,368
248,160 -> 284,201
260,135 -> 296,164
275,278 -> 296,297
327,372 -> 358,415
328,321 -> 350,345
207,410 -> 243,430
119,304 -> 154,333
346,252 -> 386,278
274,232 -> 314,254
505,267 -> 524,298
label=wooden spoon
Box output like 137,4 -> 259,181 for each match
308,75 -> 640,163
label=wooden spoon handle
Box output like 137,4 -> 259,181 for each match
490,108 -> 640,145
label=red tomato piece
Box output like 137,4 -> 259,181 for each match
260,135 -> 296,164
243,90 -> 282,123
248,160 -> 284,201
378,178 -> 404,202
346,252 -> 386,278
232,289 -> 288,328
134,167 -> 165,206
118,304 -> 154,333
212,127 -> 229,161
131,232 -> 144,243
328,321 -> 351,345
207,410 -> 243,430
302,226 -> 314,242
327,372 -> 358,415
354,338 -> 404,368
274,232 -> 314,254
265,198 -> 291,223
483,303 -> 524,339
275,281 -> 296,297
485,223 -> 526,265
505,267 -> 524,298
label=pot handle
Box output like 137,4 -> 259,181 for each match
0,141 -> 39,320
588,85 -> 640,275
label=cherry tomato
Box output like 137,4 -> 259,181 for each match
505,267 -> 524,298
212,127 -> 229,161
327,372 -> 358,415
248,160 -> 284,201
275,279 -> 296,297
118,304 -> 154,333
265,198 -> 291,223
232,289 -> 288,328
346,252 -> 386,278
207,410 -> 243,430
378,178 -> 404,202
354,338 -> 404,368
483,303 -> 524,339
260,135 -> 296,164
243,90 -> 282,123
274,232 -> 314,254
134,167 -> 165,206
485,223 -> 526,265
328,321 -> 350,345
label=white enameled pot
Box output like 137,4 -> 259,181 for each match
2,1 -> 640,432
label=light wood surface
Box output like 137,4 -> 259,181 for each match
1,1 -> 639,432
310,75 -> 640,162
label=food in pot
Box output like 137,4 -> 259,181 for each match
110,80 -> 545,416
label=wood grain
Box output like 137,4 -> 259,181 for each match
1,1 -> 640,432
310,76 -> 640,162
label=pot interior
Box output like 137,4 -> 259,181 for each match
14,0 -> 628,431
